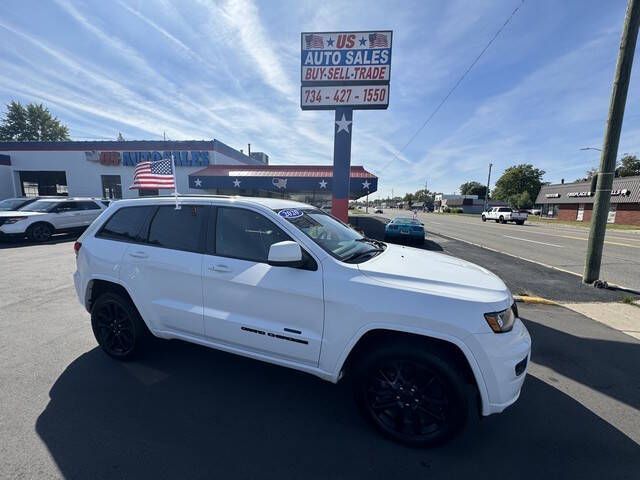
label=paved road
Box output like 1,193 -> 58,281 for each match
1,237 -> 638,479
379,211 -> 640,291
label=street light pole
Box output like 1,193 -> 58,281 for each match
484,162 -> 493,211
584,0 -> 640,284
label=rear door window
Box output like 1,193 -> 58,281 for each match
147,205 -> 207,253
77,201 -> 101,210
97,206 -> 156,243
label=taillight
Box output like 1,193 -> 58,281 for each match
74,241 -> 82,257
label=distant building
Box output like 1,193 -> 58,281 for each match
535,175 -> 640,225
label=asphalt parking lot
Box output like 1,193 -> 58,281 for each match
1,235 -> 639,479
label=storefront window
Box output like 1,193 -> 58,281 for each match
138,189 -> 159,197
101,175 -> 122,199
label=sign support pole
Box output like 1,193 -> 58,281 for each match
332,107 -> 353,223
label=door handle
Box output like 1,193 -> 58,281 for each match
208,264 -> 231,273
129,251 -> 148,259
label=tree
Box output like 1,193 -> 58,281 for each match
403,192 -> 414,206
459,181 -> 488,199
617,154 -> 640,177
492,164 -> 545,207
0,101 -> 70,141
509,191 -> 533,210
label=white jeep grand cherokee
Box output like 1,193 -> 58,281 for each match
74,196 -> 531,446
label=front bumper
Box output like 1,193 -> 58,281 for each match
466,318 -> 532,415
0,222 -> 29,236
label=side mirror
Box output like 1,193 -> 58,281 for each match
268,241 -> 303,267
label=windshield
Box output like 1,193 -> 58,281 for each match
0,199 -> 28,211
18,200 -> 57,212
276,208 -> 385,263
391,217 -> 420,224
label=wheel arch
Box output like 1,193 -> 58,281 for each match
27,220 -> 55,232
335,326 -> 488,413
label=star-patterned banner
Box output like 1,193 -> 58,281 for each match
188,173 -> 377,199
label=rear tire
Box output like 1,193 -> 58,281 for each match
91,292 -> 149,361
352,343 -> 468,447
516,220 -> 524,225
27,222 -> 53,242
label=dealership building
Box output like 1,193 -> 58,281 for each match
0,140 -> 377,205
535,175 -> 640,225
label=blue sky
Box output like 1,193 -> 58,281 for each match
1,0 -> 639,198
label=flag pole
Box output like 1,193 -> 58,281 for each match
171,154 -> 180,210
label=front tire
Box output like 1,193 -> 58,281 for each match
91,292 -> 148,360
27,222 -> 53,242
481,215 -> 486,222
499,216 -> 505,224
352,343 -> 468,447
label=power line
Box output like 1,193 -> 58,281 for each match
378,0 -> 525,174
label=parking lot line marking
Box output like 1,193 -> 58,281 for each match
503,235 -> 564,247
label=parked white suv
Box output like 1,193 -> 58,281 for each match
0,197 -> 106,242
74,196 -> 531,446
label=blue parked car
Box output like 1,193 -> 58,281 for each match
384,216 -> 425,245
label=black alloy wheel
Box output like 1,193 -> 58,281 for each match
28,223 -> 53,242
91,293 -> 144,360
354,348 -> 467,447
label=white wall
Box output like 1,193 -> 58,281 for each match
0,149 -> 248,200
0,165 -> 15,198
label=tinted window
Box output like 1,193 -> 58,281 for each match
55,202 -> 82,212
77,201 -> 101,210
215,207 -> 291,262
97,206 -> 155,242
148,205 -> 206,253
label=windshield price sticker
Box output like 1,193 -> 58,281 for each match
301,85 -> 389,109
279,209 -> 304,219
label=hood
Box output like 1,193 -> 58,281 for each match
357,243 -> 510,303
0,211 -> 46,218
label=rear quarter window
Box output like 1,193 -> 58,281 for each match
96,206 -> 156,243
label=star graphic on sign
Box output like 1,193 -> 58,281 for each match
362,180 -> 371,190
335,114 -> 352,133
326,37 -> 334,47
233,178 -> 241,187
194,178 -> 202,187
319,179 -> 327,189
359,36 -> 367,46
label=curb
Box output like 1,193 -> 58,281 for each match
513,295 -> 558,305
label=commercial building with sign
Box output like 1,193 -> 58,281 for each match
535,175 -> 640,225
0,140 -> 377,204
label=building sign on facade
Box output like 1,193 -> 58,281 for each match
84,150 -> 210,167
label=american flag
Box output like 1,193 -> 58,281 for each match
305,34 -> 324,49
129,158 -> 175,190
369,33 -> 388,48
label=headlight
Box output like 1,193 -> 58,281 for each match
484,304 -> 517,333
3,217 -> 27,224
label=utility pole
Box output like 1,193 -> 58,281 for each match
484,162 -> 493,212
584,0 -> 640,284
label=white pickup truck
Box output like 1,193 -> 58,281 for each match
482,207 -> 528,225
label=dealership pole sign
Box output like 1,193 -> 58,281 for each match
301,30 -> 392,221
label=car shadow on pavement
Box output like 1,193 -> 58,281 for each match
524,318 -> 640,411
36,337 -> 639,479
0,233 -> 79,249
